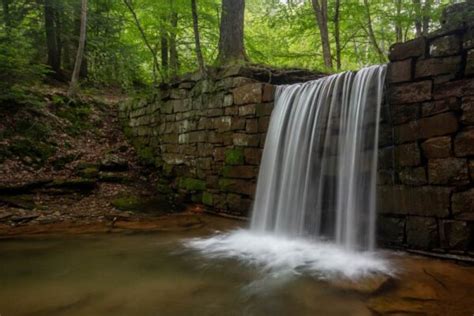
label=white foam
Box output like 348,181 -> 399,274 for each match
184,229 -> 392,280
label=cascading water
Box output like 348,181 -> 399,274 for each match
251,65 -> 386,251
185,65 -> 391,279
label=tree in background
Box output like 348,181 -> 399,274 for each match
216,0 -> 247,65
191,0 -> 205,74
68,0 -> 88,96
311,0 -> 332,69
44,0 -> 62,79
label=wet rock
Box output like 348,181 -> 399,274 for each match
440,220 -> 472,250
454,129 -> 474,157
387,59 -> 412,83
428,158 -> 469,185
461,96 -> 474,125
395,143 -> 421,167
406,216 -> 439,249
232,83 -> 262,105
389,81 -> 432,105
378,216 -> 405,246
415,56 -> 462,78
421,97 -> 460,117
452,188 -> 474,219
398,167 -> 427,186
395,112 -> 459,143
329,274 -> 392,294
389,37 -> 426,61
421,136 -> 452,158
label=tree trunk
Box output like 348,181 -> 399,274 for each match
68,0 -> 87,96
191,0 -> 205,73
413,0 -> 422,37
123,0 -> 161,84
395,0 -> 403,42
363,0 -> 385,62
44,0 -> 61,77
422,0 -> 431,35
311,0 -> 332,69
333,0 -> 341,70
216,0 -> 247,65
169,7 -> 179,77
161,30 -> 169,78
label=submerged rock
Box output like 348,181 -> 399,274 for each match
328,274 -> 392,295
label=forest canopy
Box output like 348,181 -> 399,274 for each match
0,0 -> 459,92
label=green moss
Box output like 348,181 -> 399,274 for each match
218,178 -> 234,191
224,148 -> 244,165
202,191 -> 213,206
79,166 -> 99,178
8,138 -> 56,166
179,177 -> 206,191
136,146 -> 155,165
111,195 -> 141,211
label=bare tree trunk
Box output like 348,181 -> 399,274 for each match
395,0 -> 403,42
216,0 -> 247,65
44,0 -> 61,77
191,0 -> 205,73
422,0 -> 431,35
413,0 -> 422,37
68,0 -> 87,96
161,30 -> 168,79
311,0 -> 332,69
363,0 -> 385,62
334,0 -> 341,70
123,0 -> 161,84
169,5 -> 179,77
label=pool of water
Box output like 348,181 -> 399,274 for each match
0,227 -> 374,315
1,216 -> 473,316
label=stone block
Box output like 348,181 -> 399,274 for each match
262,84 -> 275,102
230,117 -> 246,130
172,99 -> 191,113
206,108 -> 224,117
389,37 -> 426,61
225,106 -> 239,116
170,88 -> 188,99
223,94 -> 233,107
395,143 -> 421,167
399,167 -> 427,185
452,189 -> 474,219
421,136 -> 452,158
463,27 -> 474,49
233,83 -> 262,105
391,103 -> 420,124
406,216 -> 439,249
378,216 -> 405,245
454,129 -> 474,157
224,148 -> 244,165
421,97 -> 460,117
378,146 -> 394,170
219,178 -> 256,196
226,193 -> 242,211
244,148 -> 262,165
433,78 -> 474,100
389,81 -> 432,105
415,56 -> 462,78
461,96 -> 474,125
377,185 -> 451,217
161,101 -> 173,114
387,59 -> 412,83
429,35 -> 461,57
179,177 -> 206,191
440,220 -> 472,250
202,191 -> 213,206
428,158 -> 469,185
233,134 -> 260,147
188,131 -> 207,143
258,116 -> 271,133
213,116 -> 232,132
245,119 -> 258,133
239,104 -> 256,116
395,112 -> 459,143
256,103 -> 274,117
222,165 -> 257,179
466,49 -> 474,75
470,160 -> 474,179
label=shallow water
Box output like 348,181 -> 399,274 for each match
0,229 -> 374,316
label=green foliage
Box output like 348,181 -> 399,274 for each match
224,148 -> 244,165
7,138 -> 57,166
56,102 -> 93,135
179,177 -> 206,191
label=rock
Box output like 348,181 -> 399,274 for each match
466,49 -> 474,75
389,37 -> 426,61
262,84 -> 275,102
100,155 -> 129,172
378,216 -> 405,245
222,166 -> 257,179
440,220 -> 471,250
433,78 -> 474,100
395,112 -> 459,143
0,195 -> 36,210
421,97 -> 460,117
454,129 -> 474,157
10,214 -> 39,223
428,158 -> 469,185
389,81 -> 432,105
329,274 -> 392,294
452,189 -> 474,219
421,136 -> 452,158
395,143 -> 421,167
232,133 -> 260,147
461,96 -> 474,125
406,216 -> 439,249
45,179 -> 96,192
415,56 -> 462,78
387,59 -> 412,83
377,186 -> 451,217
398,167 -> 427,185
0,212 -> 13,222
391,103 -> 420,124
232,83 -> 262,105
429,35 -> 461,57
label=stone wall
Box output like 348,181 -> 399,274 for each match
119,2 -> 473,255
378,1 -> 474,255
119,67 -> 323,217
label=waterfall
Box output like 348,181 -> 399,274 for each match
250,65 -> 386,251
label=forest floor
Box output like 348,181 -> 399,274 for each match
0,83 -> 187,236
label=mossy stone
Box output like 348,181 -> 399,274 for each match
111,195 -> 141,211
225,148 -> 244,165
202,191 -> 213,206
179,177 -> 206,191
